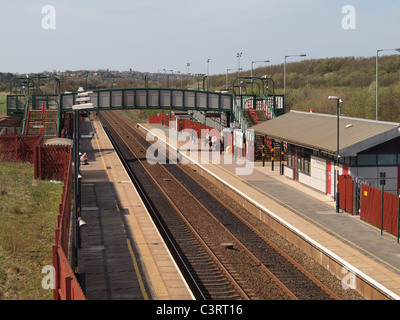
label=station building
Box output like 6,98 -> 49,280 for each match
251,110 -> 400,196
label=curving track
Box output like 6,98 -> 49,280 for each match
98,110 -> 342,300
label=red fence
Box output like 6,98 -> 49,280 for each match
0,134 -> 41,162
339,174 -> 400,237
33,140 -> 72,180
149,113 -> 217,138
0,133 -> 72,181
338,175 -> 354,214
52,146 -> 86,300
0,133 -> 85,299
360,184 -> 399,236
149,113 -> 172,126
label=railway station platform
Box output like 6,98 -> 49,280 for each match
140,122 -> 400,300
76,117 -> 194,300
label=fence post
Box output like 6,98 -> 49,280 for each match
52,245 -> 59,300
65,276 -> 72,300
398,188 -> 400,243
380,172 -> 386,236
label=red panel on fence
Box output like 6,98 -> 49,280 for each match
54,246 -> 85,301
52,147 -> 85,300
149,113 -> 172,126
149,113 -> 220,140
34,144 -> 71,180
360,184 -> 399,236
0,135 -> 42,162
0,135 -> 18,161
338,175 -> 354,214
0,132 -> 83,299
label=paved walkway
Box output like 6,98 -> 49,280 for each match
77,118 -> 193,300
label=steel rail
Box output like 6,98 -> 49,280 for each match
101,111 -> 250,300
178,164 -> 342,300
102,110 -> 341,300
103,111 -> 297,299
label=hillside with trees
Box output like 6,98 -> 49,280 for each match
209,55 -> 400,122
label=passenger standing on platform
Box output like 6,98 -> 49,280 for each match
212,136 -> 217,150
209,135 -> 212,150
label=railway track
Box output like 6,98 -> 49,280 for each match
98,110 -> 342,300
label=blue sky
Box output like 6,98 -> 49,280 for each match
1,0 -> 400,75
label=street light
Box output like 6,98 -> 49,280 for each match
284,54 -> 306,107
328,95 -> 342,213
207,58 -> 210,91
157,69 -> 166,87
251,60 -> 270,94
376,48 -> 400,120
177,71 -> 183,88
72,87 -> 93,272
166,70 -> 173,88
237,52 -> 242,88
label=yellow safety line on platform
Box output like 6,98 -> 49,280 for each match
91,120 -> 150,300
215,163 -> 400,274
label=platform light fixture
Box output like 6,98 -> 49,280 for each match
237,52 -> 243,91
72,87 -> 93,272
328,95 -> 343,213
207,58 -> 210,91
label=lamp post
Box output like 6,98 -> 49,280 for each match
167,70 -> 173,88
376,48 -> 400,120
328,96 -> 342,213
72,88 -> 93,273
284,54 -> 306,107
237,52 -> 242,77
187,63 -> 191,89
251,60 -> 270,95
237,53 -> 242,93
157,69 -> 165,87
207,58 -> 210,91
177,71 -> 182,88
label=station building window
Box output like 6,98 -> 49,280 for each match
286,145 -> 311,174
357,154 -> 377,166
286,145 -> 295,168
299,148 -> 311,174
378,154 -> 397,166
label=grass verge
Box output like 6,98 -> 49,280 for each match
0,162 -> 63,300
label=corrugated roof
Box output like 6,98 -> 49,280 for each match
250,111 -> 400,156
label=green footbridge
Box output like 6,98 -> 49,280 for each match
6,77 -> 284,139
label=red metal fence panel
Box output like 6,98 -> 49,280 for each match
52,147 -> 85,300
338,175 -> 354,214
149,113 -> 172,125
34,143 -> 70,181
0,135 -> 18,161
360,184 -> 399,236
0,134 -> 41,162
53,246 -> 85,301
